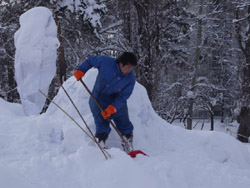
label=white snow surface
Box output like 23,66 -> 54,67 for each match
14,7 -> 59,116
1,69 -> 250,188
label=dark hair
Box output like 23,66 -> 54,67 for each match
116,52 -> 137,66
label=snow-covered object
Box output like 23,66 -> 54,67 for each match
0,70 -> 250,188
14,7 -> 59,116
56,0 -> 107,28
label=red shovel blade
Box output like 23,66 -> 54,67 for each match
128,150 -> 148,158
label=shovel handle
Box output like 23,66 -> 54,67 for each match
80,79 -> 104,111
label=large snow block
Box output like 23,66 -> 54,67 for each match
14,7 -> 59,116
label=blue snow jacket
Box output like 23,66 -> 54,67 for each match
77,55 -> 136,117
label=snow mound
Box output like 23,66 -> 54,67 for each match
0,69 -> 250,188
46,69 -> 250,168
14,7 -> 59,116
0,98 -> 24,117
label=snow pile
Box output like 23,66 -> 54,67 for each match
1,69 -> 250,188
14,7 -> 59,116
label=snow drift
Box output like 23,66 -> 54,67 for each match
14,7 -> 59,116
0,69 -> 250,188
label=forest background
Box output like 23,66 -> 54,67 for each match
1,0 -> 250,142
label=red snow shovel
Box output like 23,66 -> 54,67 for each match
79,79 -> 148,158
128,150 -> 148,158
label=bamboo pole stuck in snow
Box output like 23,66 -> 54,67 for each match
56,78 -> 111,159
39,89 -> 110,160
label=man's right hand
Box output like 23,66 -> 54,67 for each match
74,70 -> 85,81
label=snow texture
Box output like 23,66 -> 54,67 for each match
56,0 -> 106,28
14,7 -> 59,116
0,69 -> 250,188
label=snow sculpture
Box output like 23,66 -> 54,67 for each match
14,7 -> 59,115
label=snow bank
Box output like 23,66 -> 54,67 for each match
0,166 -> 34,188
47,69 -> 250,167
0,69 -> 250,188
0,98 -> 24,117
14,7 -> 59,116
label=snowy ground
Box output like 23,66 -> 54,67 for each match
173,118 -> 250,156
1,70 -> 250,188
172,118 -> 238,135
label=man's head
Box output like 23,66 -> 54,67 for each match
117,52 -> 137,66
117,52 -> 137,75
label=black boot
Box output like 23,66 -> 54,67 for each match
95,133 -> 108,148
121,132 -> 133,153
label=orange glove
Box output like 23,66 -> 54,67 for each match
74,70 -> 85,81
101,105 -> 117,119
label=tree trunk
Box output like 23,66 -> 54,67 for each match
187,102 -> 193,130
238,107 -> 250,142
134,1 -> 154,101
238,58 -> 250,142
210,112 -> 214,131
7,65 -> 16,101
236,5 -> 250,143
187,0 -> 203,130
55,17 -> 66,84
52,1 -> 66,84
221,95 -> 224,123
237,55 -> 250,142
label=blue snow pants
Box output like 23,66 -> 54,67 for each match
89,98 -> 134,135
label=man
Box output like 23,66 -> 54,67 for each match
74,52 -> 137,152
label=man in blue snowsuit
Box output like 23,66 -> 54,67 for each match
74,52 -> 137,150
